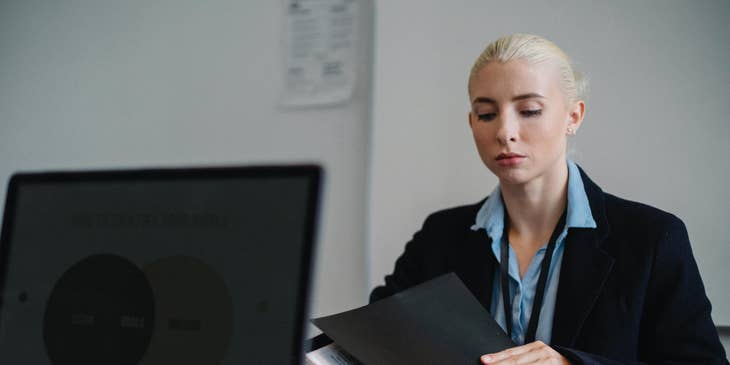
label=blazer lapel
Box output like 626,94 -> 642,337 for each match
551,166 -> 615,347
451,227 -> 498,313
551,227 -> 614,347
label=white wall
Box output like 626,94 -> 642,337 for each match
0,0 -> 373,328
369,0 -> 730,340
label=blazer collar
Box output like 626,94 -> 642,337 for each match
455,165 -> 615,347
550,165 -> 615,347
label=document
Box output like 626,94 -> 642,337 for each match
305,343 -> 363,365
310,273 -> 514,364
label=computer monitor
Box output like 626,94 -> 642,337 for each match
0,165 -> 322,365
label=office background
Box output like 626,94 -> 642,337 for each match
0,0 -> 727,352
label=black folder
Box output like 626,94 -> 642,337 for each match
312,273 -> 514,365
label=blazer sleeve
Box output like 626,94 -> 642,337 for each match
370,212 -> 449,303
638,216 -> 727,363
558,216 -> 728,365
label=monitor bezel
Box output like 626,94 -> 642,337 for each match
0,164 -> 323,364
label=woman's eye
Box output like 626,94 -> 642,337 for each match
520,109 -> 542,117
477,113 -> 496,121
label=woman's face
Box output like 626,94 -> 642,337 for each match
468,59 -> 584,187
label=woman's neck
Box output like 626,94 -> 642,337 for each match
500,160 -> 569,249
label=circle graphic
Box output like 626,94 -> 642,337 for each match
139,255 -> 233,365
43,254 -> 155,365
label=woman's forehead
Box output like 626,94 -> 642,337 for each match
469,59 -> 563,101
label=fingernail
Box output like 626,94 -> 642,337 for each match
481,355 -> 492,362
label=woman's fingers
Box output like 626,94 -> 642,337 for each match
484,341 -> 544,358
480,341 -> 568,364
481,341 -> 538,363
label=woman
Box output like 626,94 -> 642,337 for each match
370,34 -> 727,364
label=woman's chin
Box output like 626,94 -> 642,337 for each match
488,166 -> 532,186
498,175 -> 531,187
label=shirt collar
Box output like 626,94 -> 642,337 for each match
470,160 -> 597,236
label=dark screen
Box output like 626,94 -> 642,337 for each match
0,171 -> 317,365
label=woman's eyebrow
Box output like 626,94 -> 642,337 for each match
471,93 -> 545,105
471,96 -> 496,105
512,93 -> 545,101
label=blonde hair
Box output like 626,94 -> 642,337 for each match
468,33 -> 587,103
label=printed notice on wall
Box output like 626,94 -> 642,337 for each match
280,0 -> 358,107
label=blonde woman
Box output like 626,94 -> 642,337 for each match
370,34 -> 727,364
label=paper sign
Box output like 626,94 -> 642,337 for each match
280,0 -> 358,107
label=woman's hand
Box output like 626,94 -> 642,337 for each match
480,341 -> 571,364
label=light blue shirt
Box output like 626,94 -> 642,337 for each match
470,160 -> 596,345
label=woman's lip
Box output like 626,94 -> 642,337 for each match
495,155 -> 526,167
496,153 -> 526,160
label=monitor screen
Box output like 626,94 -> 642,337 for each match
0,166 -> 321,365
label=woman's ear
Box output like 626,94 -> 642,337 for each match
567,100 -> 585,135
468,111 -> 475,129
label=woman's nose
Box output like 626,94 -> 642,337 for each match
495,114 -> 519,144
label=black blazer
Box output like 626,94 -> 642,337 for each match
370,166 -> 728,364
